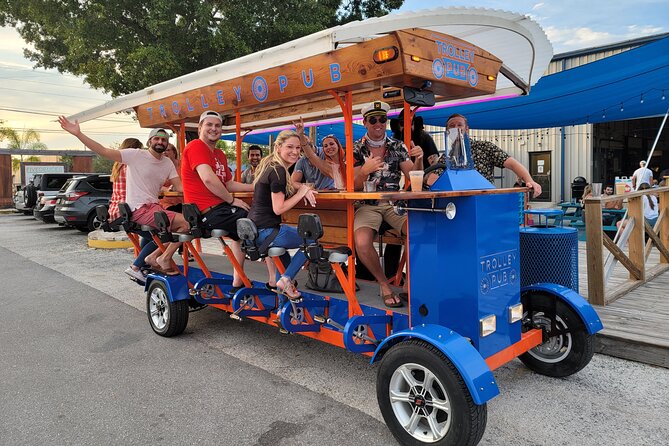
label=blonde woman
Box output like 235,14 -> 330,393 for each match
247,130 -> 318,300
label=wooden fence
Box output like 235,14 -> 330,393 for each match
583,186 -> 669,305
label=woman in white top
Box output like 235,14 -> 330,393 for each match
638,182 -> 659,227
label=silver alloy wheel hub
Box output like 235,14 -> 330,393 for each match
529,313 -> 572,363
389,363 -> 452,443
149,287 -> 169,330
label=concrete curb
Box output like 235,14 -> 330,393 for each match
87,229 -> 134,249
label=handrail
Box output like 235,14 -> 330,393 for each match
583,186 -> 669,305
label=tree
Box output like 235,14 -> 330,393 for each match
0,0 -> 403,97
0,125 -> 47,163
92,155 -> 114,174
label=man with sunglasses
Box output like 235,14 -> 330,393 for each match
352,101 -> 424,308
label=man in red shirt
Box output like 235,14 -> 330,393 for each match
181,110 -> 254,290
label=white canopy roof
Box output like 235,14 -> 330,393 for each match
68,7 -> 553,124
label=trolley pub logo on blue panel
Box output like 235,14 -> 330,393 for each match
479,250 -> 518,294
431,38 -> 479,87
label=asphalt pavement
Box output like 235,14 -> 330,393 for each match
1,213 -> 668,445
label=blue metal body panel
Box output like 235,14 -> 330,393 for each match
144,272 -> 190,301
521,283 -> 604,334
408,192 -> 522,359
371,324 -> 499,405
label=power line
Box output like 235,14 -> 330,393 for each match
0,86 -> 107,102
0,106 -> 136,123
0,77 -> 108,91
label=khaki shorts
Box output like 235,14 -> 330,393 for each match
354,202 -> 406,234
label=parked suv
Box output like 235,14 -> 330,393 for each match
54,174 -> 113,232
22,173 -> 81,218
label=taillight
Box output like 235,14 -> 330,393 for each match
66,191 -> 89,201
48,198 -> 57,205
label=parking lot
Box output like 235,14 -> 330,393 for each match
1,212 -> 668,445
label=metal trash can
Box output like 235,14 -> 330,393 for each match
571,176 -> 587,202
520,209 -> 579,292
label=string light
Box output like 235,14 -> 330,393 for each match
602,110 -> 606,119
662,90 -> 666,101
640,94 -> 644,104
620,103 -> 624,112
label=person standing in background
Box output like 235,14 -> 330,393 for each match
632,160 -> 653,189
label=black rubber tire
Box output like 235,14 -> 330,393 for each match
146,281 -> 189,337
24,185 -> 37,208
85,211 -> 101,232
519,292 -> 595,378
377,339 -> 487,446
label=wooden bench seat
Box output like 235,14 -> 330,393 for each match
281,201 -> 404,247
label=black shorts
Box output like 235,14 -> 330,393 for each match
201,204 -> 247,240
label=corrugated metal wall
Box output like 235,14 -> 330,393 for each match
423,42 -> 646,205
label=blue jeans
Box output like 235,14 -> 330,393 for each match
257,225 -> 308,280
133,230 -> 157,269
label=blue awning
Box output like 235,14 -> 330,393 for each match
418,36 -> 669,130
221,123 -> 370,146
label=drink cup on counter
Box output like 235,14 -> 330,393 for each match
592,183 -> 602,197
364,180 -> 377,192
409,170 -> 424,191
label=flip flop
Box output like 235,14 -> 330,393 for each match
383,293 -> 403,308
399,292 -> 408,302
152,265 -> 181,276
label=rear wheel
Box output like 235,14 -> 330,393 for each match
146,281 -> 189,337
24,185 -> 37,208
83,211 -> 102,232
377,339 -> 486,446
520,292 -> 595,377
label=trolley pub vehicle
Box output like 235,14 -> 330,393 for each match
71,9 -> 603,446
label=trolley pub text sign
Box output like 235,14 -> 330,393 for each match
135,29 -> 502,128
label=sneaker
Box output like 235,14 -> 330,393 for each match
125,267 -> 146,283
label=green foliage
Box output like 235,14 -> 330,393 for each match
59,155 -> 74,170
0,0 -> 403,97
92,155 -> 114,174
0,125 -> 46,151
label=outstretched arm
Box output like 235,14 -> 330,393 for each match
58,116 -> 122,163
503,157 -> 542,197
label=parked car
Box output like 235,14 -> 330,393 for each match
54,174 -> 113,232
13,185 -> 32,215
20,173 -> 82,217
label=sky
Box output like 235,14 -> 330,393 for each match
1,0 -> 668,151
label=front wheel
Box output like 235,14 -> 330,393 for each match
146,281 -> 189,337
519,292 -> 595,377
377,340 -> 487,446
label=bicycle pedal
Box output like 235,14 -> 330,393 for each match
313,315 -> 326,324
230,313 -> 243,321
278,327 -> 289,335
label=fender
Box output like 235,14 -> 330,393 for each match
145,274 -> 190,302
371,324 -> 499,405
521,283 -> 603,334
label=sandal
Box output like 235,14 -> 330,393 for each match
154,266 -> 180,276
276,277 -> 302,302
383,293 -> 403,308
266,280 -> 297,293
399,292 -> 408,302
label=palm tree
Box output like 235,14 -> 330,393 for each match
0,125 -> 48,165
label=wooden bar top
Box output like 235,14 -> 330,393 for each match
160,187 -> 529,201
232,187 -> 529,201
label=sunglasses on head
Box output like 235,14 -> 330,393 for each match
367,116 -> 388,125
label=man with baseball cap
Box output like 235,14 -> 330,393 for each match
181,110 -> 254,291
58,116 -> 189,274
352,100 -> 423,308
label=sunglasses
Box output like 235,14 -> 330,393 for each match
367,116 -> 388,125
